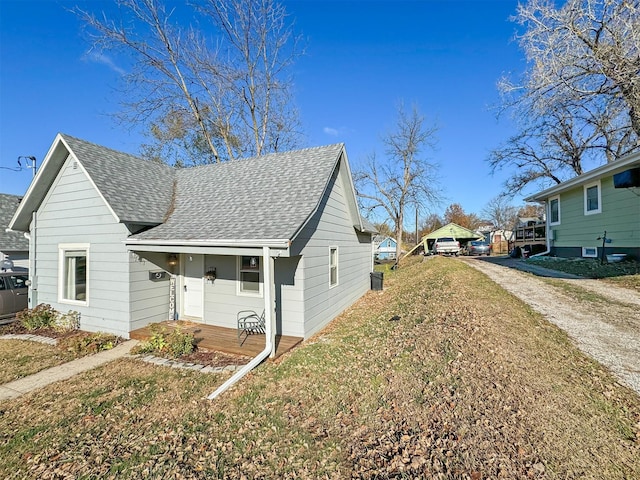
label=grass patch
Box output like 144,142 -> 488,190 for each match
541,277 -> 625,305
0,256 -> 638,479
527,256 -> 640,289
0,340 -> 76,384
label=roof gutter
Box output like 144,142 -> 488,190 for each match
207,245 -> 275,400
125,238 -> 290,249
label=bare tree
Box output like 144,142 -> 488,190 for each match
512,0 -> 640,135
76,0 -> 302,166
420,213 -> 444,237
488,105 -> 629,193
355,104 -> 440,262
493,0 -> 640,194
482,196 -> 519,235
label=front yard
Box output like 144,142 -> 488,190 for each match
0,340 -> 75,384
1,256 -> 638,478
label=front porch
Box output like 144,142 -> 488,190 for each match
129,321 -> 303,359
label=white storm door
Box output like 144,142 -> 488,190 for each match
183,254 -> 204,319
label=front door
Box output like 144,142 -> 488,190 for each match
183,254 -> 204,319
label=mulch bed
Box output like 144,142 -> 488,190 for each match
0,322 -> 250,368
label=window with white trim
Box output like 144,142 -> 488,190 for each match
237,256 -> 262,296
59,244 -> 89,305
549,196 -> 560,225
329,247 -> 338,287
584,181 -> 601,215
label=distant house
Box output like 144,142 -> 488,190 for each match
0,193 -> 29,271
374,236 -> 398,260
9,133 -> 375,344
525,152 -> 640,259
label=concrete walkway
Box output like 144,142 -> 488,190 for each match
0,340 -> 138,401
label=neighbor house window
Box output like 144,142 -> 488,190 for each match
237,256 -> 262,296
59,244 -> 89,305
549,196 -> 560,225
329,247 -> 338,287
584,181 -> 601,215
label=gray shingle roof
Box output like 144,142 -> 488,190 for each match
0,193 -> 29,251
62,134 -> 174,224
130,144 -> 345,242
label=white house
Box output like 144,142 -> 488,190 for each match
9,134 -> 375,347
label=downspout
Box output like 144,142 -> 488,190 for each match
531,201 -> 551,258
207,245 -> 275,400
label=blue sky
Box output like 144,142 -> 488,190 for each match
0,0 -> 526,224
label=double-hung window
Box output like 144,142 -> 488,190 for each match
329,247 -> 338,287
59,244 -> 89,305
237,256 -> 262,296
584,181 -> 602,215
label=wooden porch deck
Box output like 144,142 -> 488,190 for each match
129,321 -> 303,359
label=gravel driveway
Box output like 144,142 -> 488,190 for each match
461,256 -> 640,395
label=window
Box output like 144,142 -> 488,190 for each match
329,247 -> 338,287
237,256 -> 262,296
584,181 -> 601,215
549,196 -> 560,225
59,245 -> 88,304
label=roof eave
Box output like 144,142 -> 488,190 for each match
9,133 -> 68,232
124,238 -> 291,249
524,152 -> 640,202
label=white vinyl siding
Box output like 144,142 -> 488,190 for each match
34,156 -> 172,337
290,159 -> 371,339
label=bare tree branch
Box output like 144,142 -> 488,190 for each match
491,0 -> 640,195
355,104 -> 440,262
75,0 -> 302,166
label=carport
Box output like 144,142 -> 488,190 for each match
422,223 -> 484,253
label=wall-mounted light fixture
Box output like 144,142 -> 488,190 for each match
167,253 -> 178,267
205,267 -> 217,282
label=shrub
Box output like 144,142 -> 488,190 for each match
58,332 -> 120,356
133,324 -> 195,358
55,310 -> 80,332
17,304 -> 59,330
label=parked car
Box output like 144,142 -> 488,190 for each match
432,237 -> 460,255
462,240 -> 491,256
0,272 -> 28,318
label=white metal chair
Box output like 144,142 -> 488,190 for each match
237,310 -> 265,345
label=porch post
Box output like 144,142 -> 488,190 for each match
263,246 -> 276,358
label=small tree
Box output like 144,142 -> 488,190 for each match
355,104 -> 440,263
